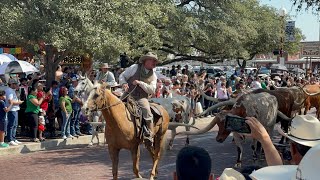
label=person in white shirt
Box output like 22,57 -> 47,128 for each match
250,77 -> 262,90
5,79 -> 24,146
95,63 -> 117,86
119,52 -> 160,147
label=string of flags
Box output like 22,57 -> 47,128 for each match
0,47 -> 22,54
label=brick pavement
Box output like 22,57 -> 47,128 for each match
0,124 -> 263,180
0,109 -> 316,180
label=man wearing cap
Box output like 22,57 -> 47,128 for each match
5,79 -> 24,146
68,77 -> 84,137
246,115 -> 320,166
95,63 -> 117,86
119,52 -> 160,147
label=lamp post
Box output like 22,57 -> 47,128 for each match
279,7 -> 287,65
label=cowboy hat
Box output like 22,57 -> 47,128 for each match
71,77 -> 78,81
219,168 -> 245,180
250,143 -> 320,180
277,115 -> 320,147
273,76 -> 281,81
100,63 -> 109,69
139,52 -> 160,63
8,79 -> 18,84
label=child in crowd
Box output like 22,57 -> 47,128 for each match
0,90 -> 13,148
38,109 -> 46,141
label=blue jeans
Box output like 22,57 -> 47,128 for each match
61,111 -> 72,137
70,109 -> 81,135
6,111 -> 18,142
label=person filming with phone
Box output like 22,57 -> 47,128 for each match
245,115 -> 320,166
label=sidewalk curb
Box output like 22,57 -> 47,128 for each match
0,133 -> 105,156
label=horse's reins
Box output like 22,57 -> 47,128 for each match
95,85 -> 138,111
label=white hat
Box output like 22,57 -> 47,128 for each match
274,76 -> 281,81
71,77 -> 78,81
219,168 -> 245,180
277,115 -> 320,147
139,52 -> 160,63
250,143 -> 320,180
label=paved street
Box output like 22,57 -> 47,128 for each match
1,108 -> 316,180
0,117 -> 265,180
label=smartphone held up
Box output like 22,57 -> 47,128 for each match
225,115 -> 251,134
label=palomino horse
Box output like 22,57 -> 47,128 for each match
83,83 -> 170,180
77,76 -> 197,149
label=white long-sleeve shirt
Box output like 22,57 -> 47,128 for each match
119,64 -> 157,95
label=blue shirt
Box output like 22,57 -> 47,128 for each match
5,87 -> 20,111
68,84 -> 81,110
52,87 -> 60,109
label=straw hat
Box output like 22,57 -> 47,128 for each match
250,144 -> 320,180
277,115 -> 320,147
139,52 -> 160,63
219,168 -> 245,180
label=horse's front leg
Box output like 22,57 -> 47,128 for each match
167,128 -> 176,150
131,145 -> 142,178
149,136 -> 165,180
96,127 -> 100,146
89,125 -> 97,146
109,146 -> 120,180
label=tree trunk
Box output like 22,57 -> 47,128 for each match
237,59 -> 246,70
44,45 -> 66,87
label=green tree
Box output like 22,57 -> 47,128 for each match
0,0 -> 172,86
0,0 -> 304,83
159,0 -> 302,67
291,0 -> 320,11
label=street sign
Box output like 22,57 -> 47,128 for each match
301,42 -> 320,57
285,21 -> 295,42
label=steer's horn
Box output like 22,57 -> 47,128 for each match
300,86 -> 320,96
277,110 -> 293,121
168,122 -> 199,129
177,117 -> 219,136
201,91 -> 219,102
196,99 -> 236,117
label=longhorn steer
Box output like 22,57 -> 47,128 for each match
178,92 -> 291,167
302,84 -> 320,119
150,96 -> 194,149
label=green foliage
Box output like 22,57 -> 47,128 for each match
291,0 -> 320,11
0,0 -> 303,66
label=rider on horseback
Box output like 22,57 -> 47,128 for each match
119,52 -> 160,146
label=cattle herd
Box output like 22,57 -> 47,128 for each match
78,71 -> 320,169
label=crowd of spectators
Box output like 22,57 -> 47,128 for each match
0,62 -> 318,146
0,60 -> 319,179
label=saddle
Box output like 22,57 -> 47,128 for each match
125,96 -> 163,139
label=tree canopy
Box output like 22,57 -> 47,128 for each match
291,0 -> 320,11
0,0 -> 303,70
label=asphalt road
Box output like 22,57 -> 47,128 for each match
0,117 -> 266,180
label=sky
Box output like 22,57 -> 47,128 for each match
260,0 -> 319,41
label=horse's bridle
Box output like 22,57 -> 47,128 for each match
92,85 -> 138,111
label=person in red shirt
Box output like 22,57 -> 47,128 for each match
36,83 -> 52,112
36,83 -> 52,140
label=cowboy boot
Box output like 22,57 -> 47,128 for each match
144,120 -> 154,147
